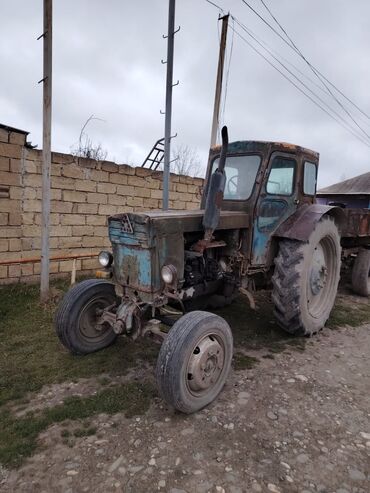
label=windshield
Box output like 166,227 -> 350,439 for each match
212,154 -> 261,200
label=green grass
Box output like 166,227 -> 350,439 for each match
214,294 -> 307,355
0,282 -> 158,407
0,381 -> 155,468
1,281 -> 368,469
0,280 -> 157,468
328,297 -> 370,329
215,292 -> 370,356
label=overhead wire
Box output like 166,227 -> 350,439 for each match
229,25 -> 370,148
241,0 -> 370,125
258,0 -> 370,122
240,0 -> 370,140
256,0 -> 370,142
204,0 -> 370,147
204,0 -> 225,13
244,27 -> 370,129
232,17 -> 370,145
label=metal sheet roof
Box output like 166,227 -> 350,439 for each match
317,171 -> 370,195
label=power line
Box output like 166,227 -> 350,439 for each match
245,27 -> 370,129
240,0 -> 370,124
241,0 -> 370,134
232,17 -> 370,145
204,0 -> 225,12
257,0 -> 370,122
204,0 -> 370,147
256,0 -> 370,141
229,25 -> 370,148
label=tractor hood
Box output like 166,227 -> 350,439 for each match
109,209 -> 249,237
108,210 -> 249,301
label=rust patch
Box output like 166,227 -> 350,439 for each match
342,209 -> 370,237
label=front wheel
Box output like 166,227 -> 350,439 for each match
156,311 -> 233,414
54,279 -> 118,355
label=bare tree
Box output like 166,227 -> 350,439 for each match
171,144 -> 203,177
71,115 -> 108,162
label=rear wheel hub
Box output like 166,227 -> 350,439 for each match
309,244 -> 328,296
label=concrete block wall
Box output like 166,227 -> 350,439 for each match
0,127 -> 204,284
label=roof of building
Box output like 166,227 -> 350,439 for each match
317,171 -> 370,195
0,123 -> 29,135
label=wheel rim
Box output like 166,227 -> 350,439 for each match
78,295 -> 114,343
186,332 -> 225,397
307,236 -> 338,318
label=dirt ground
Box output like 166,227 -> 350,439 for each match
0,289 -> 369,493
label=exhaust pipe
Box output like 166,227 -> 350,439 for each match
202,125 -> 229,241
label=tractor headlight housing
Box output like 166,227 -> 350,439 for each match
161,264 -> 177,286
98,251 -> 113,268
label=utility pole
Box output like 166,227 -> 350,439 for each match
210,14 -> 229,148
40,0 -> 52,302
162,0 -> 176,210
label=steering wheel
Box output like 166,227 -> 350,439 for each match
227,175 -> 238,195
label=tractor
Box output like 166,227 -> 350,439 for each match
55,127 -> 370,414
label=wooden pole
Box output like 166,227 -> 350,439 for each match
40,0 -> 52,302
210,14 -> 229,148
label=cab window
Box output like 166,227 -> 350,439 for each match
266,157 -> 296,196
212,154 -> 261,200
303,161 -> 317,195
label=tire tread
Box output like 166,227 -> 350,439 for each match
54,279 -> 117,355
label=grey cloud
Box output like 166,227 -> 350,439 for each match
1,0 -> 369,187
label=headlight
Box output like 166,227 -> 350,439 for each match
161,264 -> 177,285
98,251 -> 113,268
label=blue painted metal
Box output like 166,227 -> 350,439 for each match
108,213 -> 184,302
252,200 -> 295,264
251,153 -> 298,265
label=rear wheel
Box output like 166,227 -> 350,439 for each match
156,311 -> 233,414
351,248 -> 370,296
272,217 -> 341,336
54,279 -> 118,355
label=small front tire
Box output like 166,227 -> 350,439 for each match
54,279 -> 118,355
156,311 -> 233,414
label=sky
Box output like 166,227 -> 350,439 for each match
1,0 -> 369,187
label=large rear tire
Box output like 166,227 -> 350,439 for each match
351,248 -> 370,296
272,217 -> 341,336
156,311 -> 233,414
54,279 -> 118,355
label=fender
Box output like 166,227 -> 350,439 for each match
274,204 -> 345,242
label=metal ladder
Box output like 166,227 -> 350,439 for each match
141,138 -> 165,170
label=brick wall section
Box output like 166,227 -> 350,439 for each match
0,128 -> 204,284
